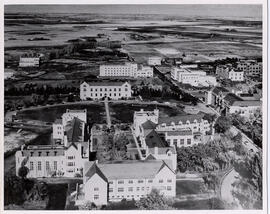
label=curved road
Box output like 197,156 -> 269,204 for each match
220,168 -> 242,209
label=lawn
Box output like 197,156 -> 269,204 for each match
173,198 -> 225,210
176,180 -> 205,195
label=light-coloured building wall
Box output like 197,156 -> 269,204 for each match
229,105 -> 261,118
80,82 -> 132,100
164,132 -> 194,148
133,109 -> 159,137
19,57 -> 40,67
148,57 -> 162,66
84,174 -> 108,206
52,124 -> 64,140
100,63 -> 137,77
135,66 -> 153,78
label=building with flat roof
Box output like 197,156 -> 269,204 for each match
237,60 -> 262,77
216,64 -> 244,82
171,66 -> 217,87
75,160 -> 176,206
100,63 -> 137,78
80,81 -> 132,100
148,57 -> 162,66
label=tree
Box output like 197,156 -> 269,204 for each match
18,166 -> 29,179
202,173 -> 220,193
214,116 -> 232,133
78,201 -> 97,210
135,189 -> 175,210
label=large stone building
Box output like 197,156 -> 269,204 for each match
237,60 -> 262,76
80,81 -> 132,100
75,160 -> 176,206
19,54 -> 40,67
16,109 -> 90,178
216,64 -> 244,82
171,66 -> 217,87
207,86 -> 261,117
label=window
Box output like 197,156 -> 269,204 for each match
94,195 -> 99,200
167,179 -> 172,183
94,188 -> 99,191
167,186 -> 172,191
118,180 -> 124,184
128,180 -> 133,184
53,161 -> 57,170
67,156 -> 74,160
109,181 -> 113,185
118,188 -> 124,192
128,187 -> 133,192
180,139 -> 185,145
187,139 -> 191,145
30,161 -> 34,170
148,180 -> 153,183
67,162 -> 75,166
159,179 -> 163,183
38,152 -> 42,157
46,161 -> 50,170
137,187 -> 140,191
30,152 -> 34,157
138,180 -> 143,183
109,188 -> 113,192
37,161 -> 42,171
125,88 -> 128,92
54,151 -> 57,156
173,139 -> 177,144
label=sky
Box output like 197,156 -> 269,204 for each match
5,4 -> 262,20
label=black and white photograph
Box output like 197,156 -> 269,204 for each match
2,2 -> 267,212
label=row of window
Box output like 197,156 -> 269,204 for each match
109,186 -> 172,193
30,151 -> 59,157
110,179 -> 172,185
30,161 -> 58,171
86,93 -> 124,97
167,138 -> 192,145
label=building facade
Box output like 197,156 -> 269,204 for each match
99,63 -> 138,77
80,81 -> 132,100
237,60 -> 262,76
19,56 -> 40,67
135,65 -> 153,78
75,160 -> 176,206
171,66 -> 217,87
148,57 -> 162,66
216,65 -> 244,81
15,143 -> 89,178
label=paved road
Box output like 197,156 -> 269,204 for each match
220,169 -> 242,209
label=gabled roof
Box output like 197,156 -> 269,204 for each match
141,120 -> 157,130
145,154 -> 156,160
158,160 -> 176,174
158,114 -> 204,126
148,147 -> 176,155
145,130 -> 167,148
85,162 -> 108,182
212,86 -> 229,95
65,117 -> 83,144
93,160 -> 174,179
224,93 -> 243,106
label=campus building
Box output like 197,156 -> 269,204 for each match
171,66 -> 217,87
207,86 -> 261,117
19,55 -> 40,67
135,65 -> 153,78
75,160 -> 176,206
99,63 -> 138,77
216,64 -> 244,82
52,109 -> 87,145
237,60 -> 262,76
80,81 -> 132,100
148,57 -> 162,66
15,142 -> 89,178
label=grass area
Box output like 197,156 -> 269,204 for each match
173,198 -> 225,210
111,103 -> 185,123
176,180 -> 205,195
17,103 -> 105,123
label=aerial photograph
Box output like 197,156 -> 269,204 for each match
4,4 -> 263,210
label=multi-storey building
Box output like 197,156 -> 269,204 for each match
162,129 -> 194,147
75,160 -> 176,206
207,86 -> 261,117
156,114 -> 211,135
52,109 -> 87,145
133,109 -> 159,137
19,54 -> 40,67
99,63 -> 138,77
237,60 -> 262,76
135,65 -> 153,78
15,142 -> 89,178
216,64 -> 244,81
148,57 -> 162,66
80,81 -> 132,100
171,66 -> 217,87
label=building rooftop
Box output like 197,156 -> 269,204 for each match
84,81 -> 129,87
231,100 -> 261,107
158,114 -> 205,126
20,145 -> 65,157
224,93 -> 243,106
212,86 -> 229,95
145,130 -> 168,148
141,120 -> 157,130
65,117 -> 84,144
165,129 -> 193,136
84,160 -> 174,180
